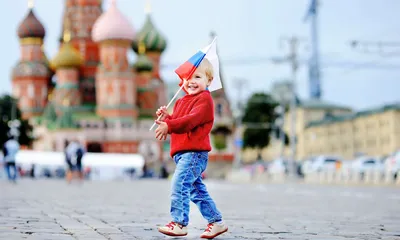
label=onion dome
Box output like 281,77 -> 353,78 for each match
133,42 -> 153,72
51,31 -> 83,69
134,55 -> 153,73
132,15 -> 167,53
92,0 -> 135,42
17,6 -> 45,39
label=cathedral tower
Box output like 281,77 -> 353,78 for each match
92,0 -> 137,119
12,0 -> 50,119
51,22 -> 84,113
60,0 -> 103,107
132,1 -> 167,117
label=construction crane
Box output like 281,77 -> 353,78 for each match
303,0 -> 321,99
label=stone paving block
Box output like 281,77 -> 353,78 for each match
26,233 -> 75,240
103,234 -> 139,240
68,229 -> 105,237
1,179 -> 399,239
0,233 -> 29,239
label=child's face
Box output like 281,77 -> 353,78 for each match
184,68 -> 210,95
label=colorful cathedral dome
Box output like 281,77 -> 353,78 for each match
133,41 -> 153,72
134,54 -> 154,73
17,8 -> 45,39
92,0 -> 135,42
132,15 -> 167,53
51,33 -> 83,69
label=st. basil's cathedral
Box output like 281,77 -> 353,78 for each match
11,0 -> 235,171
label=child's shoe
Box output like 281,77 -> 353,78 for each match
200,222 -> 228,239
158,221 -> 188,237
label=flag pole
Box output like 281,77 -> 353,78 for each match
149,81 -> 186,131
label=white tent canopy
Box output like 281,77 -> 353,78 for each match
15,150 -> 145,169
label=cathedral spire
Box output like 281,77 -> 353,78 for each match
28,0 -> 34,9
145,0 -> 151,14
63,20 -> 71,43
138,40 -> 146,55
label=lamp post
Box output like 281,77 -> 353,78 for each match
8,98 -> 20,141
274,105 -> 285,159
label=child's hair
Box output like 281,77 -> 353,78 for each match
198,58 -> 214,81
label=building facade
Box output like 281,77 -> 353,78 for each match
303,104 -> 400,159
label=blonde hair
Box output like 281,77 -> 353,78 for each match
197,58 -> 214,82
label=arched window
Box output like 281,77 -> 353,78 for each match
216,103 -> 223,117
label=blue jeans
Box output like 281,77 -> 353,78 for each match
4,162 -> 17,181
170,151 -> 222,226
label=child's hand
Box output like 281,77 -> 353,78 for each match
156,106 -> 170,121
155,120 -> 168,141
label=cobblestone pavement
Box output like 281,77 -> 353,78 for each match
0,179 -> 399,239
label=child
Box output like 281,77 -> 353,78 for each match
155,58 -> 228,239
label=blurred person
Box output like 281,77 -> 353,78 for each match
29,164 -> 35,179
155,58 -> 228,239
2,136 -> 20,183
75,141 -> 85,180
65,139 -> 86,183
159,160 -> 169,179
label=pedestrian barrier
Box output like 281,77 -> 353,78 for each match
227,169 -> 400,186
304,169 -> 399,186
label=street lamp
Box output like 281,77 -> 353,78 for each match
8,119 -> 21,140
274,105 -> 285,159
8,97 -> 20,140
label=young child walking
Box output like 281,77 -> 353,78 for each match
154,58 -> 228,239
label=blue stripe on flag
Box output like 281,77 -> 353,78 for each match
187,51 -> 206,67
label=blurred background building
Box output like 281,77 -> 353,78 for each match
9,0 -> 235,177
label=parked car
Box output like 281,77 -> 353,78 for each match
302,155 -> 343,174
267,158 -> 288,174
351,156 -> 384,174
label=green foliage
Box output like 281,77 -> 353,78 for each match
0,95 -> 34,147
213,134 -> 227,151
242,92 -> 278,150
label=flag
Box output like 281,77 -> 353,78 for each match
303,0 -> 317,22
175,37 -> 222,92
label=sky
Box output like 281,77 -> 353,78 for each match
1,0 -> 400,111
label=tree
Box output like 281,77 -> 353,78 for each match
0,95 -> 34,147
241,92 -> 289,160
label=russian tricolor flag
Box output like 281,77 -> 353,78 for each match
175,37 -> 222,92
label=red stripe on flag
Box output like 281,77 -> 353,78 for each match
175,61 -> 197,81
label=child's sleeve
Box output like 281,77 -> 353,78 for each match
163,99 -> 180,121
165,95 -> 213,134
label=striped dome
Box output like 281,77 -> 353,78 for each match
92,0 -> 135,42
133,54 -> 153,73
17,9 -> 45,39
132,15 -> 167,53
51,42 -> 83,69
